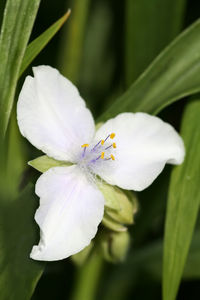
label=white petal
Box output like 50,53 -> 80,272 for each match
17,65 -> 95,162
94,113 -> 185,191
30,165 -> 104,261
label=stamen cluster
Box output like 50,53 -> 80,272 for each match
79,133 -> 116,174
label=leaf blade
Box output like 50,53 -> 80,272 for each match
19,9 -> 71,78
0,0 -> 40,138
99,19 -> 200,122
163,99 -> 200,300
125,0 -> 186,85
58,0 -> 91,83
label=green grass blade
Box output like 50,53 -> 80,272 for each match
19,9 -> 71,78
0,0 -> 40,138
58,0 -> 91,83
125,0 -> 186,85
99,19 -> 200,122
163,99 -> 200,300
0,185 -> 45,300
0,0 -> 6,30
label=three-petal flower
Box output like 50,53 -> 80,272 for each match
17,65 -> 185,261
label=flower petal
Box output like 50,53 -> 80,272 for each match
17,65 -> 95,162
94,113 -> 185,191
30,165 -> 104,261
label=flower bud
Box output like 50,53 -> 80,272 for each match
98,182 -> 138,231
100,231 -> 130,263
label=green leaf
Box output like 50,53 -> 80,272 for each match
0,185 -> 44,300
125,0 -> 186,85
28,155 -> 72,173
78,1 -> 114,111
99,19 -> 200,122
58,0 -> 91,83
0,0 -> 40,138
163,99 -> 200,300
0,0 -> 6,30
19,9 -> 71,78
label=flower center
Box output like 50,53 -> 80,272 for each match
77,133 -> 116,174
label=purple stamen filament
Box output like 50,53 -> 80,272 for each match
105,144 -> 112,150
91,140 -> 102,151
81,133 -> 116,163
104,134 -> 110,142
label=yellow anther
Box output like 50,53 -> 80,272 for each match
101,140 -> 105,145
81,144 -> 89,148
110,154 -> 115,160
110,133 -> 115,139
101,152 -> 105,159
112,142 -> 117,148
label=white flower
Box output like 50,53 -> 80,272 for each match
17,65 -> 185,261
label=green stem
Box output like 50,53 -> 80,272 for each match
70,251 -> 104,300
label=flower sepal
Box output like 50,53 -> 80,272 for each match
99,182 -> 138,231
28,155 -> 72,173
102,214 -> 128,232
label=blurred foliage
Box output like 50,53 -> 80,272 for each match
125,0 -> 186,86
0,0 -> 200,300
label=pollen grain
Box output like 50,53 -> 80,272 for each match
112,142 -> 116,148
81,144 -> 89,148
110,133 -> 115,139
101,152 -> 105,159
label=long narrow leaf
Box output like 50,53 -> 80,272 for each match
0,0 -> 6,30
19,9 -> 71,78
163,99 -> 200,300
99,19 -> 200,122
125,0 -> 186,85
58,0 -> 91,82
0,0 -> 40,138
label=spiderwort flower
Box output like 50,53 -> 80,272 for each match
17,66 -> 185,261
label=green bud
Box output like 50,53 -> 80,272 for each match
98,182 -> 121,211
102,213 -> 127,232
28,155 -> 72,173
71,241 -> 94,266
100,231 -> 130,263
106,190 -> 137,225
98,182 -> 138,228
